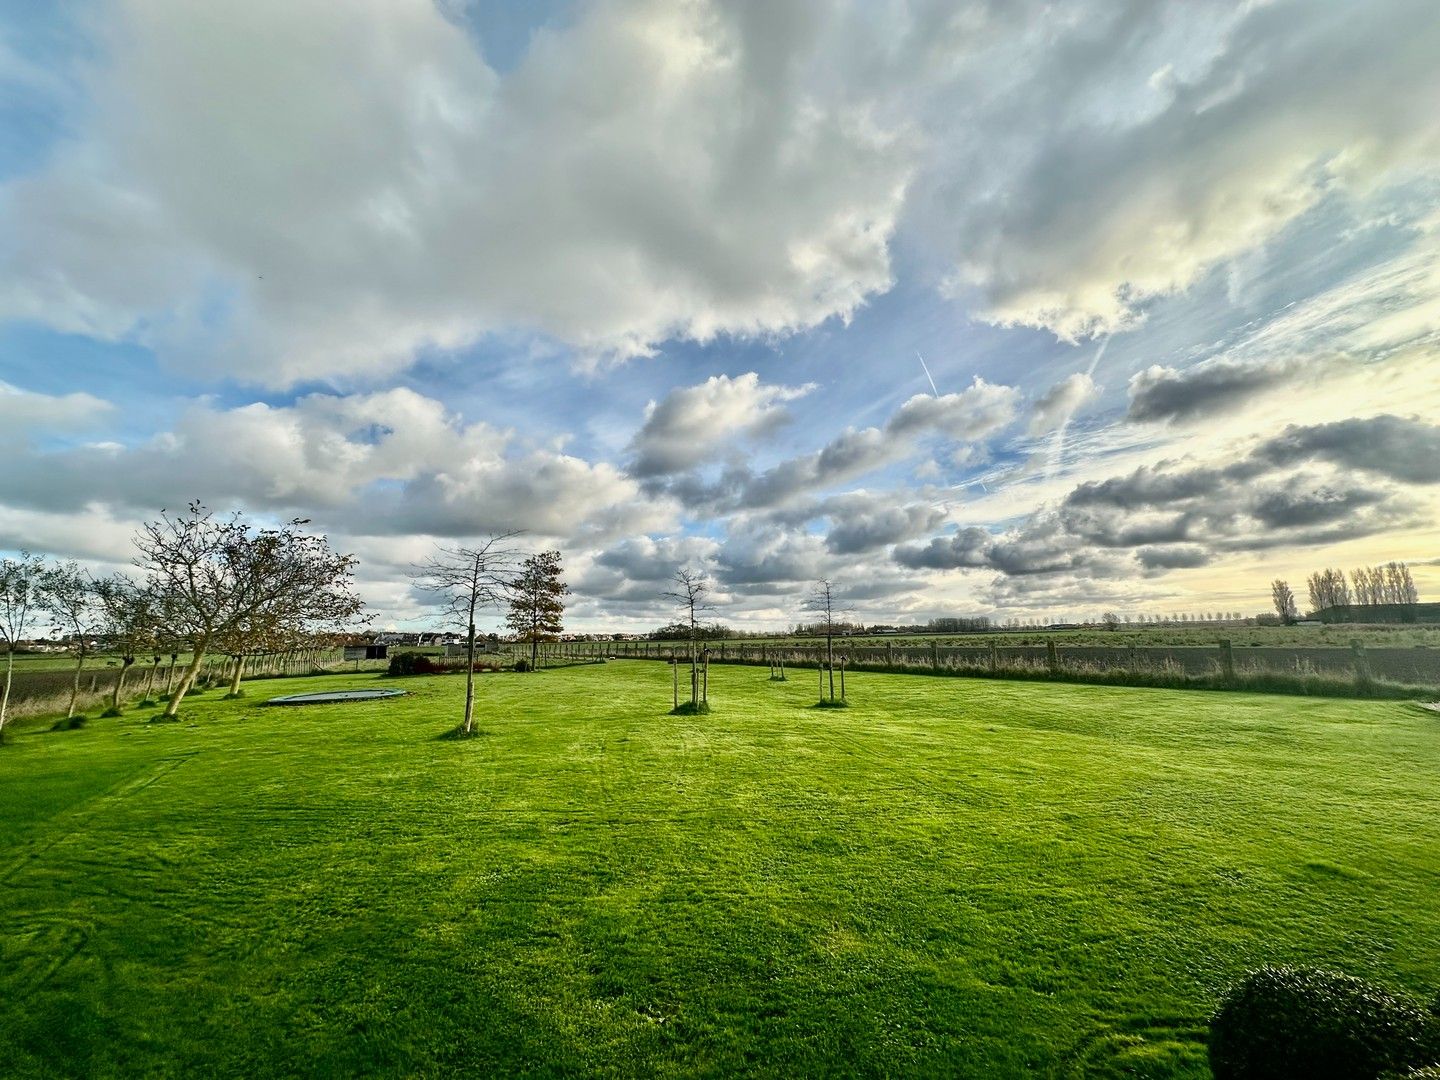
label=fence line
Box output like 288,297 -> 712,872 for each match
515,638 -> 1440,694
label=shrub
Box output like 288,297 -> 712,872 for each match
513,659 -> 533,673
49,715 -> 87,731
387,652 -> 439,676
1209,966 -> 1440,1080
101,706 -> 123,718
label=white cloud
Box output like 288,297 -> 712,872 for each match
626,372 -> 813,477
925,0 -> 1440,340
1027,372 -> 1099,436
1,0 -> 911,384
0,387 -> 664,544
0,382 -> 112,438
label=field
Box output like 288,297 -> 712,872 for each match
2,664 -> 1438,1077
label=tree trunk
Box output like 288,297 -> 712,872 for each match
165,655 -> 179,696
0,647 -> 13,741
68,651 -> 84,718
143,661 -> 158,702
529,627 -> 538,669
112,658 -> 135,711
164,642 -> 209,718
228,655 -> 244,697
826,629 -> 835,701
463,620 -> 477,735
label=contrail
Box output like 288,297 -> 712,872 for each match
916,352 -> 939,397
1044,332 -> 1112,483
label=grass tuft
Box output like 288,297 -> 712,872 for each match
813,698 -> 851,708
670,700 -> 711,715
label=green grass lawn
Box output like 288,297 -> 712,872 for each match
1,664 -> 1437,1078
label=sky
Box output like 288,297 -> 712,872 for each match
1,0 -> 1438,633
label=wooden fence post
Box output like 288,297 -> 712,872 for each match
931,642 -> 939,671
1351,639 -> 1372,689
988,642 -> 999,673
1219,639 -> 1235,683
1046,640 -> 1058,675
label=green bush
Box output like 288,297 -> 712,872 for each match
387,653 -> 437,676
101,706 -> 123,717
513,659 -> 533,673
1210,966 -> 1440,1080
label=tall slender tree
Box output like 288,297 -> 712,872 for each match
413,533 -> 522,737
1271,579 -> 1298,626
506,551 -> 569,670
0,552 -> 47,741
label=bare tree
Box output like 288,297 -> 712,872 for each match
93,575 -> 160,715
1271,579 -> 1298,626
135,503 -> 366,719
0,552 -> 47,741
411,533 -> 521,736
1306,568 -> 1351,614
38,561 -> 105,720
802,579 -> 851,703
1384,561 -> 1420,607
661,568 -> 713,711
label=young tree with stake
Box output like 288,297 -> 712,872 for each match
662,567 -> 713,712
412,533 -> 521,737
803,579 -> 850,704
0,552 -> 47,741
505,551 -> 568,670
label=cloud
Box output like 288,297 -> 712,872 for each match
1028,372 -> 1099,435
626,372 -> 812,477
1135,544 -> 1211,570
928,0 -> 1440,340
885,378 -> 1020,440
821,494 -> 946,555
0,382 -> 111,438
893,527 -> 993,571
648,375 -> 1019,515
0,387 -> 663,544
1126,359 -> 1297,424
0,0 -> 912,383
1257,414 -> 1440,484
896,413 -> 1440,584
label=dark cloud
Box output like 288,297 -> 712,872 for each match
822,496 -> 946,555
1126,360 -> 1297,423
1136,544 -> 1211,570
893,527 -> 994,570
1257,415 -> 1440,484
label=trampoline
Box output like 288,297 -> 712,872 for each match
263,688 -> 408,706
